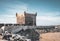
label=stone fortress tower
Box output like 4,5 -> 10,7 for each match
16,11 -> 37,26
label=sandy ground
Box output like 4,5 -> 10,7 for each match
40,32 -> 60,41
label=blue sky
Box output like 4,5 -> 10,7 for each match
0,0 -> 60,26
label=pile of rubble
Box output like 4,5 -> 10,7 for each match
0,26 -> 39,41
1,31 -> 31,41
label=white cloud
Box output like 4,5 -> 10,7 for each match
0,15 -> 16,23
37,16 -> 60,26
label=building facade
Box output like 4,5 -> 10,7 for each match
16,11 -> 37,26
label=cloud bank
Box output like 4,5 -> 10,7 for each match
37,16 -> 60,26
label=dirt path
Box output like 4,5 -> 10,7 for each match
40,32 -> 60,41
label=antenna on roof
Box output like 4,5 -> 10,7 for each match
16,13 -> 17,17
24,11 -> 26,14
27,8 -> 28,11
35,12 -> 37,16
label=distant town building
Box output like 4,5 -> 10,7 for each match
16,11 -> 37,26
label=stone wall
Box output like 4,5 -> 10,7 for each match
16,11 -> 37,26
16,13 -> 25,24
4,26 -> 37,33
